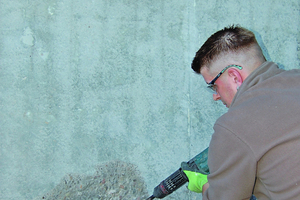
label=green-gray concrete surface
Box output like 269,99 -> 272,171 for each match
1,0 -> 300,199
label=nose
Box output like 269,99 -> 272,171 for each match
213,93 -> 221,101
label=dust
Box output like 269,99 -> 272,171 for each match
36,160 -> 148,200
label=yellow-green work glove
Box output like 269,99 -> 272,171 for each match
181,159 -> 209,193
180,147 -> 209,193
183,170 -> 208,193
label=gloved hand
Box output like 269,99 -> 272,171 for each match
181,162 -> 208,193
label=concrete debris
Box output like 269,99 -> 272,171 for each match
37,160 -> 148,200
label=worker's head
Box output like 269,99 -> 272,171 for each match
191,25 -> 266,108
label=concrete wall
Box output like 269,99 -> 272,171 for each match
1,0 -> 299,199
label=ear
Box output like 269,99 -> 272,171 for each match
227,68 -> 243,87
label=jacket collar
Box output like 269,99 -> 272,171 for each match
230,61 -> 283,107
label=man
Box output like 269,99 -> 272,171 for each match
184,25 -> 300,199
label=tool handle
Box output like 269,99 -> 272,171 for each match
147,147 -> 209,199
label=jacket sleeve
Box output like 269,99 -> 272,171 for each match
203,124 -> 257,200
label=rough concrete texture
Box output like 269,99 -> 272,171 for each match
0,0 -> 299,199
35,160 -> 149,200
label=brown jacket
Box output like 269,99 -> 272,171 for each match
203,62 -> 300,200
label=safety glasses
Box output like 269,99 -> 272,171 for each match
207,64 -> 243,92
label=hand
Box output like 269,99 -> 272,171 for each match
181,162 -> 208,193
183,170 -> 208,193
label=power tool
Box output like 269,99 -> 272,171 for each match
146,147 -> 209,199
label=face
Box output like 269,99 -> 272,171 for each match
200,62 -> 240,108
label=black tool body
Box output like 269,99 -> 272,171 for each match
147,147 -> 209,199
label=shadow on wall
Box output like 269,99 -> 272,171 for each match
252,29 -> 285,69
35,160 -> 149,200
